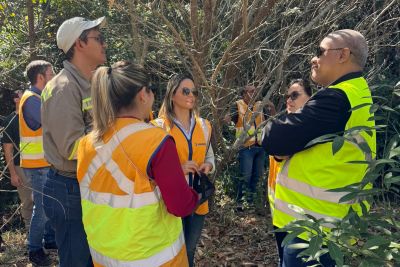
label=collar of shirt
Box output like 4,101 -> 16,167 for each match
30,86 -> 42,95
63,60 -> 91,90
173,114 -> 195,139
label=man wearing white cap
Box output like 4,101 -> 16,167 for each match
41,16 -> 107,267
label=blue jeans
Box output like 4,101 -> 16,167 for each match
24,167 -> 55,252
282,237 -> 336,267
43,169 -> 92,267
183,214 -> 205,267
274,226 -> 286,267
237,145 -> 265,202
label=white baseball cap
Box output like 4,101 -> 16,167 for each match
56,17 -> 106,53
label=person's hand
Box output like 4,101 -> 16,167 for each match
181,161 -> 199,175
199,162 -> 213,174
10,173 -> 22,187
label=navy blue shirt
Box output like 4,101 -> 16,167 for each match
22,86 -> 42,131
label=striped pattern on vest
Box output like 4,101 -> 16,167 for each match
152,116 -> 211,215
235,99 -> 264,147
18,90 -> 49,168
272,77 -> 376,240
77,118 -> 187,266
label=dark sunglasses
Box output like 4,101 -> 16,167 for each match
87,35 -> 106,45
182,87 -> 199,97
316,47 -> 346,58
285,91 -> 302,101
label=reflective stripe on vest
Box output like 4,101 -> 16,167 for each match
152,116 -> 211,215
78,119 -> 185,265
272,77 -> 376,239
235,100 -> 264,147
19,90 -> 49,168
89,232 -> 185,267
82,97 -> 92,111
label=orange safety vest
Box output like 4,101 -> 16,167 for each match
235,99 -> 264,147
19,90 -> 49,168
267,156 -> 281,216
152,116 -> 212,215
77,118 -> 188,267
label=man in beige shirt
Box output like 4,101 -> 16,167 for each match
41,17 -> 107,267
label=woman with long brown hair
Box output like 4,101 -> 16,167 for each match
153,74 -> 215,267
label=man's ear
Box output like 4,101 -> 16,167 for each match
74,39 -> 85,52
339,48 -> 352,63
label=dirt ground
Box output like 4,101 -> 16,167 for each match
0,202 -> 278,267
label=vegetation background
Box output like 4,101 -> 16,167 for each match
0,0 -> 398,266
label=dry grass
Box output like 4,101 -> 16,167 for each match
0,230 -> 58,267
0,200 -> 277,266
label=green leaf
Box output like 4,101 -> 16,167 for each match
369,103 -> 379,113
381,105 -> 399,114
367,115 -> 386,121
328,241 -> 344,266
384,175 -> 400,186
388,147 -> 400,159
339,191 -> 360,203
282,229 -> 307,246
308,236 -> 323,257
357,141 -> 372,154
363,236 -> 391,249
349,103 -> 372,111
373,159 -> 397,166
287,242 -> 309,249
332,136 -> 345,155
305,133 -> 337,148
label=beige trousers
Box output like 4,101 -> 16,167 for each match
14,166 -> 33,231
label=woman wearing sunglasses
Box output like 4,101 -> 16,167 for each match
152,74 -> 215,267
76,62 -> 199,267
268,78 -> 312,267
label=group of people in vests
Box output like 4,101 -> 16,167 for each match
2,13 -> 375,267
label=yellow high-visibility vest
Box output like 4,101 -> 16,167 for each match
273,77 -> 376,240
77,118 -> 188,267
19,90 -> 49,168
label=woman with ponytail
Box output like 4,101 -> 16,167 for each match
77,61 -> 199,267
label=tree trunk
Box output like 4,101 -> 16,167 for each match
27,0 -> 36,60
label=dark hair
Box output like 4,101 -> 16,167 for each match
25,60 -> 52,85
65,26 -> 98,60
288,78 -> 312,97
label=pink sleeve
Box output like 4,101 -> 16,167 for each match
149,137 -> 198,217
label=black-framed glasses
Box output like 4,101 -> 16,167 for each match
87,35 -> 106,45
285,91 -> 302,101
316,47 -> 346,57
182,87 -> 199,97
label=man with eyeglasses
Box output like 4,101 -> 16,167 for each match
263,29 -> 376,266
41,17 -> 107,267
